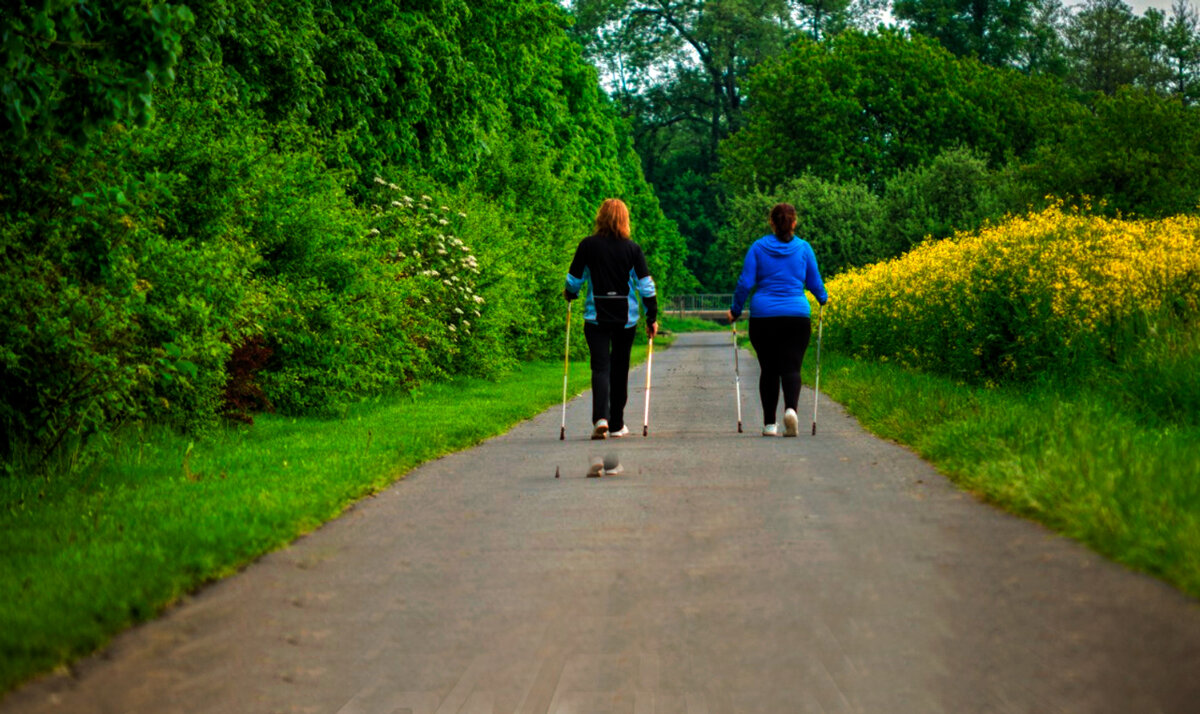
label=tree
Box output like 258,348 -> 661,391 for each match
1,1 -> 194,147
1163,0 -> 1200,104
882,146 -> 1002,255
568,0 -> 869,287
571,0 -> 801,163
1016,0 -> 1071,76
720,30 -> 1080,193
1017,87 -> 1200,217
1,0 -> 697,464
794,0 -> 890,39
1064,0 -> 1148,95
892,0 -> 1040,67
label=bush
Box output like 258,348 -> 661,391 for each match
0,123 -> 265,465
1015,88 -> 1200,218
881,146 -> 1003,255
1107,311 -> 1200,427
721,30 -> 1079,193
0,0 -> 695,473
824,203 -> 1200,386
712,175 -> 885,289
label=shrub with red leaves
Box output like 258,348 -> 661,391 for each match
221,336 -> 273,424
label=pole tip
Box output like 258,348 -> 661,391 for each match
642,425 -> 648,437
737,422 -> 743,433
811,423 -> 817,436
560,427 -> 565,441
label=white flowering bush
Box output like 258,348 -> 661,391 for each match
369,178 -> 484,375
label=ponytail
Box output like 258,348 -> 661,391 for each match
769,203 -> 796,241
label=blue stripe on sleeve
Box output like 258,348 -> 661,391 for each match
637,274 -> 656,297
565,271 -> 584,294
581,267 -> 597,322
626,269 -> 640,327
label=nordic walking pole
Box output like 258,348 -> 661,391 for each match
642,334 -> 654,437
733,322 -> 743,433
812,303 -> 824,436
560,301 -> 571,441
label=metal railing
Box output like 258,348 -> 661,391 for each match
668,294 -> 733,319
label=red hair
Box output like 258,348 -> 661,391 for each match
594,198 -> 631,239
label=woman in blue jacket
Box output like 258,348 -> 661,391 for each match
726,203 -> 828,437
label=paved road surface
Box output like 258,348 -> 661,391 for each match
4,332 -> 1199,713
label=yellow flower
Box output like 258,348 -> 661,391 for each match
825,204 -> 1200,380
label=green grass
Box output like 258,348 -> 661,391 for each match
808,351 -> 1200,599
659,314 -> 729,333
0,343 -> 658,693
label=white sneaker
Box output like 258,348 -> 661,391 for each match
609,425 -> 630,438
591,419 -> 609,440
762,424 -> 779,436
605,463 -> 625,475
783,408 -> 799,437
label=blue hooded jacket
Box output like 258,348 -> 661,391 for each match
730,234 -> 828,319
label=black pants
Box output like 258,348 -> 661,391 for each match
748,316 -> 812,425
584,322 -> 637,430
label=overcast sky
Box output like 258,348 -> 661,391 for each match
559,0 -> 1194,20
1126,0 -> 1186,12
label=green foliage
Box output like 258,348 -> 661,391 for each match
1014,87 -> 1200,217
1161,0 -> 1200,104
893,0 -> 1039,67
1020,0 -> 1073,77
654,169 -> 724,282
313,0 -> 487,182
711,174 -> 884,289
570,0 -> 797,155
1,0 -> 693,469
881,146 -> 1003,254
0,119 -> 264,464
721,30 -> 1081,194
896,0 -> 1200,97
1064,0 -> 1154,95
719,30 -> 1199,276
1,1 -> 195,145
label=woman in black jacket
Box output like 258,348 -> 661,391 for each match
564,198 -> 658,439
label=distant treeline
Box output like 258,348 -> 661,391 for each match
568,0 -> 1200,288
713,29 -> 1200,285
0,0 -> 694,470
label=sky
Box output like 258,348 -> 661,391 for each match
559,0 -> 1192,20
1127,0 -> 1186,12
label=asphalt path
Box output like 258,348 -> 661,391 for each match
4,332 -> 1199,713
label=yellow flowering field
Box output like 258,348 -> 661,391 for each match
823,204 -> 1200,382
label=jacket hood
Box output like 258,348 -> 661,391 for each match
758,234 -> 802,257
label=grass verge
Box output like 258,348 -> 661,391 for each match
0,342 -> 659,693
809,351 -> 1200,599
659,314 -> 728,333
